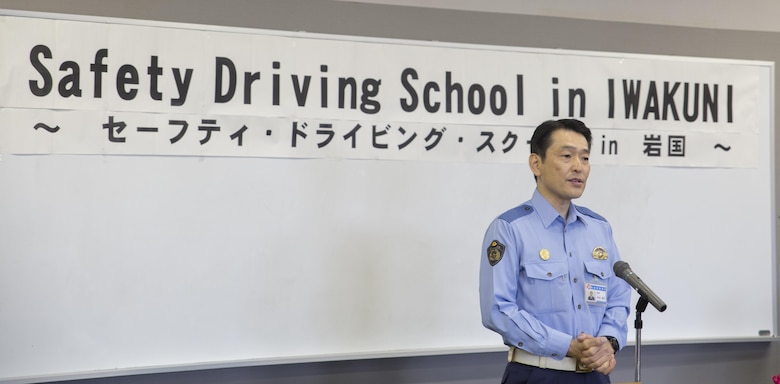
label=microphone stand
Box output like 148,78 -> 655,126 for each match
633,297 -> 649,383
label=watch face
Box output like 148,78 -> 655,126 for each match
606,337 -> 619,351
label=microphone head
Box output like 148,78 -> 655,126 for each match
613,260 -> 630,277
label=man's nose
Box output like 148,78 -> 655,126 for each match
572,157 -> 584,171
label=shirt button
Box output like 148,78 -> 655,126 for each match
573,278 -> 578,283
578,304 -> 582,309
517,342 -> 523,347
547,272 -> 552,277
551,353 -> 558,357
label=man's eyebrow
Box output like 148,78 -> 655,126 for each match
560,144 -> 590,154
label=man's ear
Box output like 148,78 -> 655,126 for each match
529,153 -> 542,177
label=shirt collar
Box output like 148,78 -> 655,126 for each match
531,189 -> 585,228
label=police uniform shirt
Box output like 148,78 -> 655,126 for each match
479,189 -> 631,360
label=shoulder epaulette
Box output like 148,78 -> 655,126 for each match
576,205 -> 607,222
498,204 -> 534,222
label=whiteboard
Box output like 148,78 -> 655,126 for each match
0,14 -> 775,384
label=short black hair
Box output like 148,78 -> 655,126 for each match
529,119 -> 592,160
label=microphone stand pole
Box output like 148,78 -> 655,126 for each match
633,297 -> 649,383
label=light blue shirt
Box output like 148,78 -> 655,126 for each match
479,189 -> 631,359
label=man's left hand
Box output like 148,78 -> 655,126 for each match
574,334 -> 616,374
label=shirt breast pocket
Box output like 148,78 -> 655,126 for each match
584,261 -> 613,281
523,262 -> 569,314
584,261 -> 613,311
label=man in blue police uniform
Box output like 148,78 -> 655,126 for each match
479,119 -> 631,384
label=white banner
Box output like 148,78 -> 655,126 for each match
0,15 -> 765,167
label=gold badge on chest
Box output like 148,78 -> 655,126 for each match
592,246 -> 608,260
539,248 -> 550,261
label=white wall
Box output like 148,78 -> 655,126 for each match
336,0 -> 780,32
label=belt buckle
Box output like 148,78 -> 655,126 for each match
575,359 -> 593,373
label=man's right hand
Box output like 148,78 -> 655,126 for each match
567,333 -> 616,374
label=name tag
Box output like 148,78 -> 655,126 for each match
585,282 -> 608,305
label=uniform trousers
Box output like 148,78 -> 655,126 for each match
502,362 -> 611,384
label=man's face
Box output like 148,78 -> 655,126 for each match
530,129 -> 590,207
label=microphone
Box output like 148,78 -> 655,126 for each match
613,261 -> 667,312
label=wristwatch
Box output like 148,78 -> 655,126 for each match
605,336 -> 620,352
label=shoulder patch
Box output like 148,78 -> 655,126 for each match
498,204 -> 534,222
486,240 -> 505,266
576,205 -> 607,222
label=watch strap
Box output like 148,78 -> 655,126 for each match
604,336 -> 620,352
